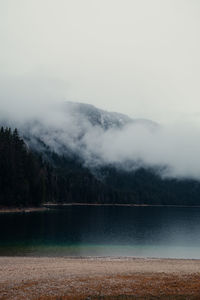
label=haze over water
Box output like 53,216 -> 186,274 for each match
1,206 -> 200,259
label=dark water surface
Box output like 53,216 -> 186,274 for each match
1,206 -> 200,258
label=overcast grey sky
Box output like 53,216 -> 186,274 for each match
1,0 -> 200,123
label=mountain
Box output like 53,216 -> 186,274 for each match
1,102 -> 200,207
60,101 -> 157,130
3,102 -> 160,167
12,101 -> 158,165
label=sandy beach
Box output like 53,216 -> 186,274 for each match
1,257 -> 200,299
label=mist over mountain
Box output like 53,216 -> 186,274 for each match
2,101 -> 200,206
1,100 -> 200,180
2,101 -> 158,167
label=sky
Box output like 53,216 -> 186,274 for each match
1,0 -> 200,123
1,0 -> 200,179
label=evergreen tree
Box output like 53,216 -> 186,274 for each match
0,127 -> 48,207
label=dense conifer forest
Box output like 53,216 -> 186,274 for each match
0,127 -> 116,207
1,126 -> 200,207
0,127 -> 47,207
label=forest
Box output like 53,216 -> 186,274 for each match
0,127 -> 46,206
1,126 -> 200,207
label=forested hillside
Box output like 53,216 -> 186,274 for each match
0,127 -> 47,206
1,126 -> 200,207
0,127 -> 118,207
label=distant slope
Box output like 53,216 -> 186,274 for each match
1,126 -> 200,207
60,101 -> 158,130
17,101 -> 158,161
1,102 -> 200,207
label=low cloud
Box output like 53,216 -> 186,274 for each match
1,77 -> 200,180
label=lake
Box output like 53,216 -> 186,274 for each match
1,206 -> 200,258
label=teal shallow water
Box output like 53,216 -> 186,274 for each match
1,206 -> 200,258
0,243 -> 200,258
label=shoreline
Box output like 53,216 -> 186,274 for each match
1,257 -> 200,299
1,202 -> 200,213
44,202 -> 200,208
0,206 -> 49,213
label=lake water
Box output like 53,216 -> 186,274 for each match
1,206 -> 200,258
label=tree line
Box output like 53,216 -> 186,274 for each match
0,127 -> 115,207
0,127 -> 47,206
1,126 -> 200,207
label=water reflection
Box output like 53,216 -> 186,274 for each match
0,206 -> 200,258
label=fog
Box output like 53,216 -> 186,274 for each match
1,78 -> 200,180
1,1 -> 200,179
1,0 -> 200,122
